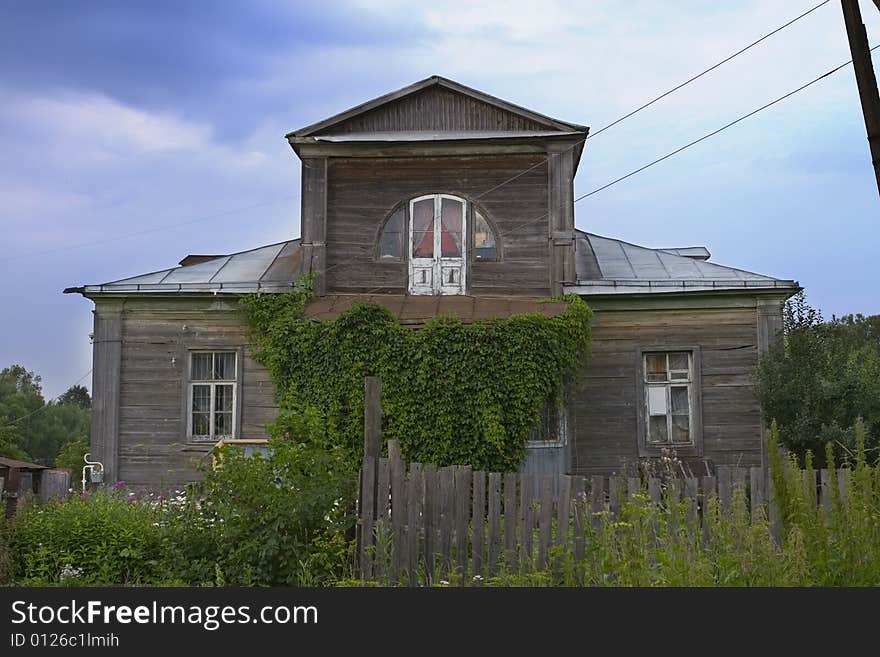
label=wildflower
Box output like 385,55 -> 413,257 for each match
113,480 -> 125,489
59,565 -> 83,582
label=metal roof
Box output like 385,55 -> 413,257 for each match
65,239 -> 301,296
309,130 -> 584,143
305,295 -> 570,323
568,231 -> 798,296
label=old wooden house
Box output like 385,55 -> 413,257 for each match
66,76 -> 798,489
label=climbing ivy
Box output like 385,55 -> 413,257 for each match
240,280 -> 591,473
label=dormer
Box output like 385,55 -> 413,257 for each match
287,76 -> 588,296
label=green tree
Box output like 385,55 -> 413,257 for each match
0,365 -> 91,465
54,436 -> 90,472
57,385 -> 91,410
755,292 -> 880,465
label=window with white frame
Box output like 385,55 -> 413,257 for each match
189,351 -> 237,441
643,351 -> 694,446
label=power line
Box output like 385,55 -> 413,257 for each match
588,0 -> 832,139
497,47 -> 878,240
574,45 -> 880,203
472,0 -> 831,202
1,368 -> 93,428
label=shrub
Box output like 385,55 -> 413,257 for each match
5,488 -> 162,586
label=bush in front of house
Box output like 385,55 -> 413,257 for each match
4,486 -> 164,586
2,411 -> 356,587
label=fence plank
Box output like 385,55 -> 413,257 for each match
375,457 -> 391,582
439,466 -> 455,580
647,477 -> 661,505
520,473 -> 534,571
587,475 -> 603,533
750,467 -> 765,522
608,476 -> 623,516
819,469 -> 831,521
471,471 -> 485,582
701,476 -> 717,541
488,473 -> 501,577
717,466 -> 731,513
556,475 -> 571,558
838,468 -> 849,506
537,476 -> 554,571
572,477 -> 586,563
406,463 -> 422,587
391,453 -> 407,585
503,473 -> 517,572
454,466 -> 472,583
359,457 -> 376,580
423,464 -> 438,584
767,471 -> 781,545
684,477 -> 699,526
802,469 -> 817,509
627,476 -> 641,501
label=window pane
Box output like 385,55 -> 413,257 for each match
215,412 -> 233,437
214,352 -> 235,380
647,385 -> 667,416
412,198 -> 434,258
474,211 -> 496,261
379,208 -> 404,259
192,412 -> 210,437
215,384 -> 233,412
670,386 -> 689,414
192,385 -> 211,413
648,415 -> 668,444
192,353 -> 211,380
440,198 -> 463,257
645,354 -> 667,382
669,352 -> 689,372
671,415 -> 690,443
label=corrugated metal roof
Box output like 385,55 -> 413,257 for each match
305,295 -> 570,323
67,239 -> 301,296
568,231 -> 798,295
309,130 -> 584,143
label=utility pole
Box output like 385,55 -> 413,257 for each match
840,0 -> 880,198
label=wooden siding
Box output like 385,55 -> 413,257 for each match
571,303 -> 763,476
111,298 -> 278,489
314,86 -> 552,134
324,154 -> 551,296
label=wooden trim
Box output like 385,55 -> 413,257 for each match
293,141 -> 561,159
635,346 -> 704,458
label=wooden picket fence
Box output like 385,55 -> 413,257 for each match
355,450 -> 853,586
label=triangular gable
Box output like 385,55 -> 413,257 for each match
288,75 -> 587,138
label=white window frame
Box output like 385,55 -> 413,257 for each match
636,346 -> 703,457
187,350 -> 239,442
408,193 -> 467,295
526,402 -> 568,449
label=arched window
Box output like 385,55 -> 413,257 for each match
473,210 -> 498,261
376,196 -> 501,294
377,206 -> 405,261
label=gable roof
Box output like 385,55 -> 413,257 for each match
288,75 -> 588,139
569,230 -> 798,295
64,239 -> 301,296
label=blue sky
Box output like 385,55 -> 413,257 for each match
2,0 -> 879,399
